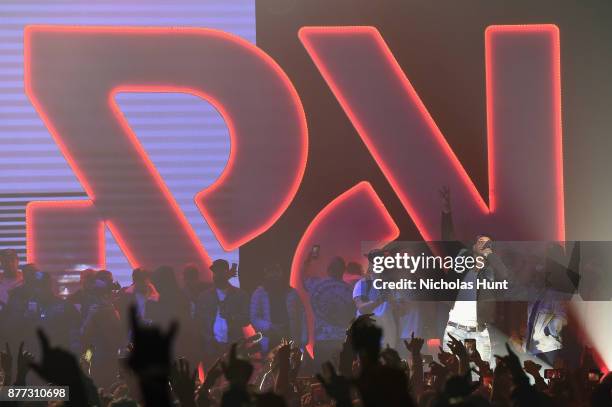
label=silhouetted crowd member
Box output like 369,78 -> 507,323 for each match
117,267 -> 159,323
196,259 -> 249,367
0,248 -> 22,305
80,275 -> 122,388
1,262 -> 37,316
180,263 -> 210,365
347,316 -> 415,407
33,272 -> 81,352
304,255 -> 355,369
146,266 -> 189,327
146,265 -> 197,367
69,268 -> 112,326
183,263 -> 209,314
250,263 -> 306,353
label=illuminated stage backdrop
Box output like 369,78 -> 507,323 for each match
0,1 -> 255,283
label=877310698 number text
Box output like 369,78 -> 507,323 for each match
0,386 -> 69,401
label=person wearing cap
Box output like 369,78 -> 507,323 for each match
0,249 -> 23,305
195,259 -> 249,367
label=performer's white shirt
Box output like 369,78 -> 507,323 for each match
448,300 -> 477,327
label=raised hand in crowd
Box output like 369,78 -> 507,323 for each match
14,341 -> 34,385
270,337 -> 303,402
338,319 -> 359,379
439,371 -> 479,405
220,343 -> 253,407
125,304 -> 177,407
203,358 -> 224,390
428,361 -> 450,392
288,345 -> 303,383
495,343 -> 554,406
404,332 -> 424,356
404,332 -> 424,393
523,359 -> 546,391
170,357 -> 198,407
316,361 -> 352,407
30,329 -> 94,406
337,338 -> 355,379
196,357 -> 223,407
469,348 -> 491,377
222,343 -> 253,389
437,346 -> 459,375
490,355 -> 513,405
337,313 -> 374,378
0,342 -> 34,386
447,334 -> 470,375
0,342 -> 12,385
350,317 -> 414,407
273,338 -> 292,399
380,345 -> 402,369
495,343 -> 528,387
